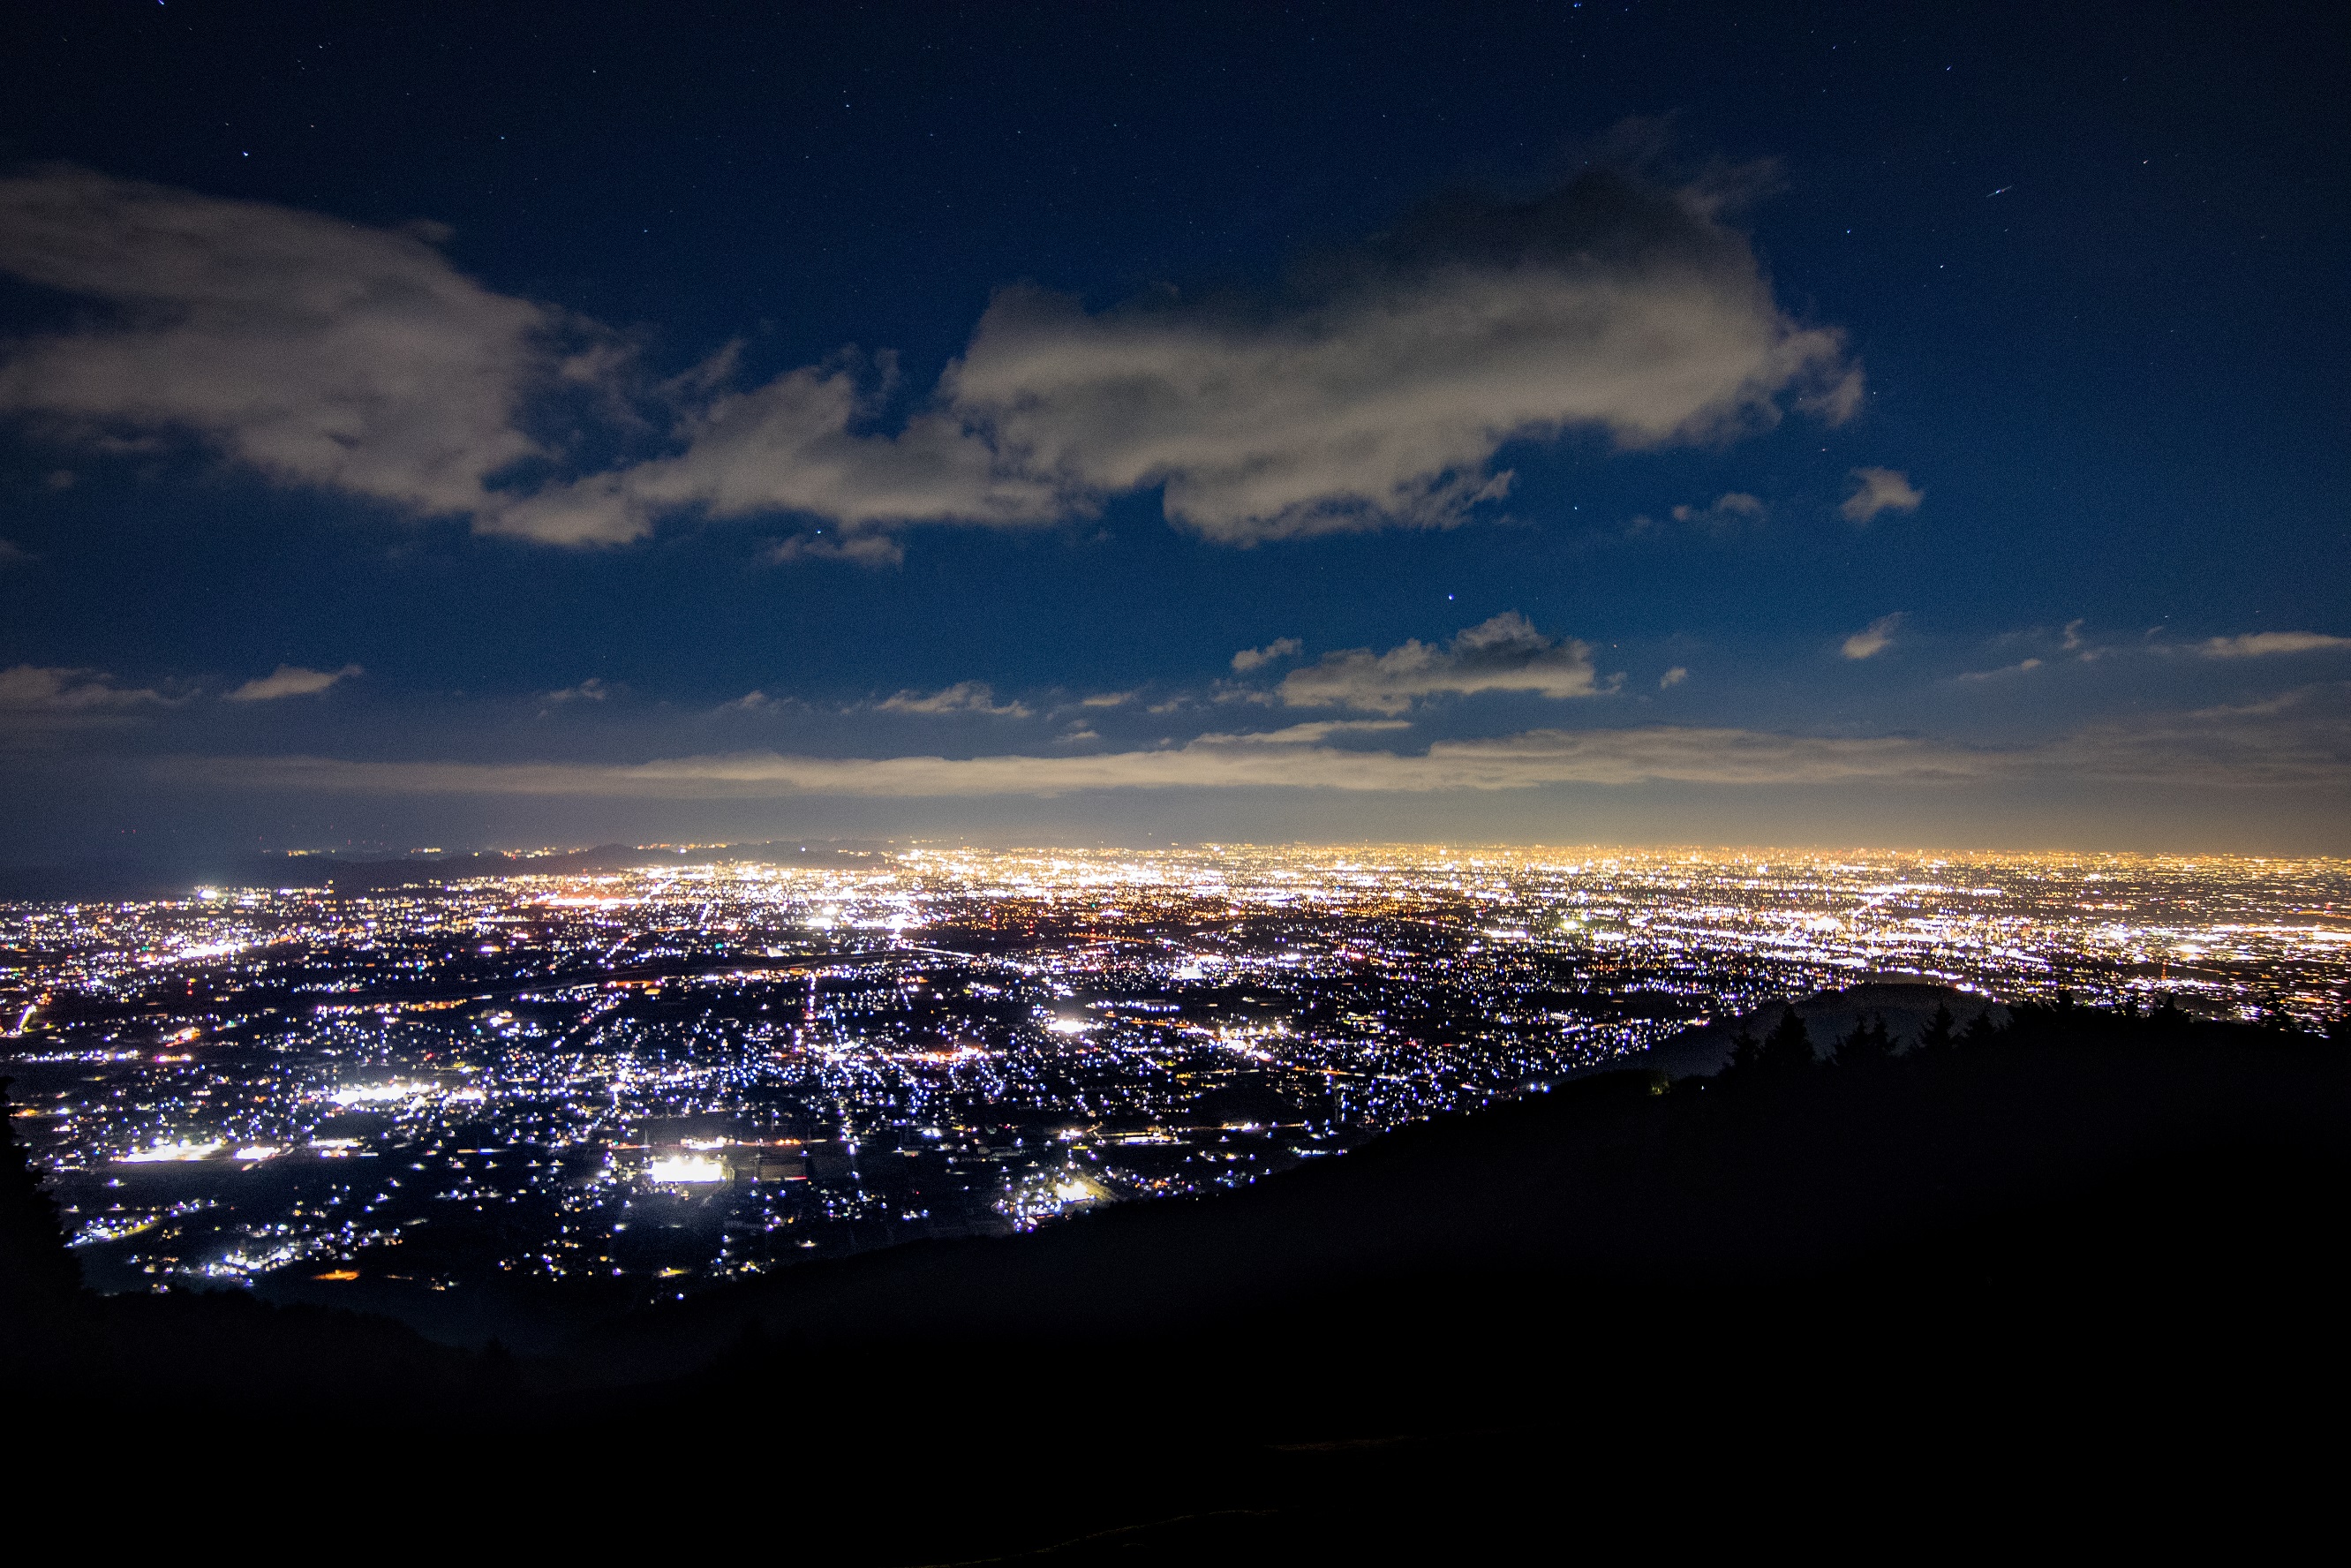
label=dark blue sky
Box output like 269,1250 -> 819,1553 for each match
2,1 -> 2345,862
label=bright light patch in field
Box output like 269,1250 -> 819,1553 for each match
121,1139 -> 222,1162
331,1081 -> 430,1104
647,1154 -> 726,1183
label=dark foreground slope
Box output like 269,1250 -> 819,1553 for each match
576,1013 -> 2344,1384
11,1004 -> 2347,1560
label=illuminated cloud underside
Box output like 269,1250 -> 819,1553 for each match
164,705 -> 2351,800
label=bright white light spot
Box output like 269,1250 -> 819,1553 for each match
331,1081 -> 429,1104
647,1154 -> 726,1183
121,1139 -> 222,1163
148,939 -> 245,964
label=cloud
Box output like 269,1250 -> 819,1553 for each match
545,677 -> 612,703
2043,690 -> 2351,787
0,160 -> 1857,554
1666,492 -> 1767,531
503,359 -> 1060,547
1231,637 -> 1303,673
1277,613 -> 1599,713
1202,720 -> 1413,744
164,724 -> 1993,800
162,691 -> 2351,803
948,171 -> 1855,544
1956,658 -> 2043,682
1660,666 -> 1689,688
0,166 -> 565,523
764,527 -> 909,568
0,539 -> 26,566
1840,467 -> 1923,524
1841,613 -> 1905,660
2197,631 -> 2351,659
0,663 -> 169,714
876,682 -> 1033,719
1077,690 -> 1137,708
224,663 -> 362,702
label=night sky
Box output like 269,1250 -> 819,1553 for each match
2,1 -> 2344,863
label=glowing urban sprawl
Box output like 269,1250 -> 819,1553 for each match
4,844 -> 2343,1303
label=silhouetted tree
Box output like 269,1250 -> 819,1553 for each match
1962,1007 -> 2001,1047
1917,1001 -> 1957,1053
1758,1006 -> 1816,1077
1837,1013 -> 1893,1067
1725,1024 -> 1762,1074
2,1074 -> 80,1315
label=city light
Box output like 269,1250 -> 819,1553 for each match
120,1140 -> 224,1163
647,1154 -> 727,1183
6,844 -> 2342,1295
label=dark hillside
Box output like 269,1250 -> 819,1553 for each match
562,1000 -> 2347,1558
10,1001 -> 2345,1559
569,999 -> 2345,1382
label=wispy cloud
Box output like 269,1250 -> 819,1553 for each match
876,682 -> 1033,719
162,693 -> 2351,802
2197,631 -> 2351,659
162,725 -> 1986,799
1200,720 -> 1413,744
0,663 -> 169,715
765,528 -> 911,568
224,663 -> 361,702
1660,666 -> 1689,688
1230,637 -> 1302,673
1840,467 -> 1923,524
1956,658 -> 2043,682
1278,613 -> 1599,713
1840,613 -> 1904,660
1664,492 -> 1767,532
